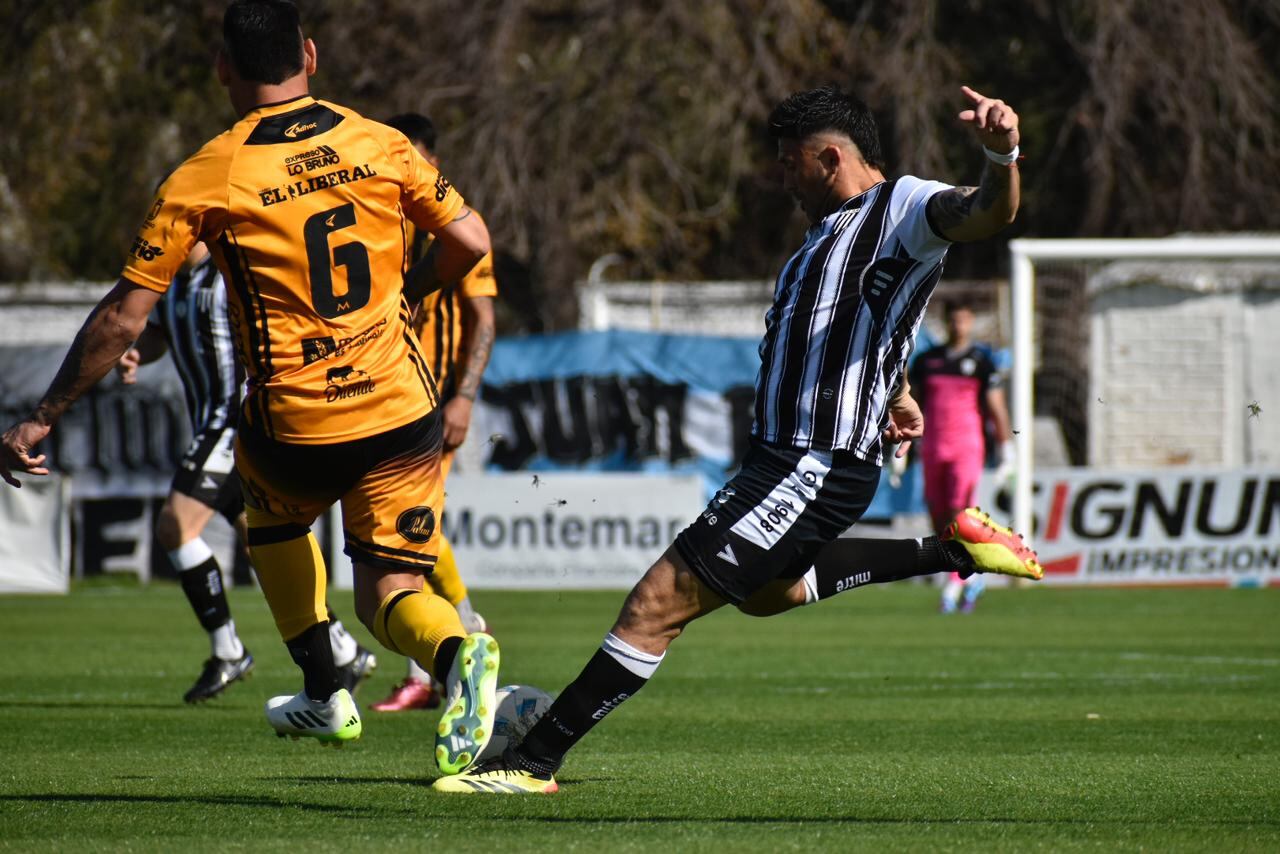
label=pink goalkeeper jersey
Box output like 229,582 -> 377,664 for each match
911,344 -> 1000,460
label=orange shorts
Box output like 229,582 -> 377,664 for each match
236,410 -> 444,573
440,446 -> 456,483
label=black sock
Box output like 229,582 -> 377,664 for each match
924,537 -> 976,577
178,558 -> 232,632
514,648 -> 649,775
808,536 -> 973,599
433,635 -> 464,684
285,621 -> 340,701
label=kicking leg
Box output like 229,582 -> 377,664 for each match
738,535 -> 973,615
433,548 -> 726,793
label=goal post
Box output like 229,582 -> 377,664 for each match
1008,236 -> 1280,545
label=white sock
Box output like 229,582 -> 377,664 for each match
211,619 -> 245,661
601,632 -> 665,679
407,658 -> 431,683
328,619 -> 358,667
167,537 -> 214,571
454,597 -> 486,634
801,567 -> 819,605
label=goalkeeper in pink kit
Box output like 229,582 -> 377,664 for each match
910,300 -> 1014,613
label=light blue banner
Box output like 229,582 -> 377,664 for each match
475,330 -> 939,520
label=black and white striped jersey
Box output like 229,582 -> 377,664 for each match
150,256 -> 242,433
753,175 -> 953,464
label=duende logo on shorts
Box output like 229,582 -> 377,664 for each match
397,507 -> 436,544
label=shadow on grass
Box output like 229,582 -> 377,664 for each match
518,816 -> 1280,827
268,775 -> 433,788
0,793 -> 377,818
3,794 -> 1275,828
0,700 -> 229,712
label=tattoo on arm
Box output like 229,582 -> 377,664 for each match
34,303 -> 120,426
455,321 -> 495,401
928,160 -> 1014,238
34,334 -> 92,426
929,185 -> 979,234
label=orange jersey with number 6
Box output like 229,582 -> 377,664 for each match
120,95 -> 463,444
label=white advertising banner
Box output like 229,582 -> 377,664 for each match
977,468 -> 1280,587
0,475 -> 70,594
328,473 -> 704,590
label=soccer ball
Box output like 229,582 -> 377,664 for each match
476,684 -> 553,763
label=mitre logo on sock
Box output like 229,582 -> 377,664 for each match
591,692 -> 630,721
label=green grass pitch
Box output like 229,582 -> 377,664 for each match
1,583 -> 1277,851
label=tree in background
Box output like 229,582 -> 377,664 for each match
3,0 -> 1279,331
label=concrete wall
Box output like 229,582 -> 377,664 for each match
1088,265 -> 1280,468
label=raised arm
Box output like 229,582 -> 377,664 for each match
1,278 -> 161,486
927,86 -> 1021,243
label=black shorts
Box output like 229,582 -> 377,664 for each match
673,439 -> 880,604
171,424 -> 243,525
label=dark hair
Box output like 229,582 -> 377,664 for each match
943,299 -> 975,317
767,85 -> 884,170
384,113 -> 437,151
222,0 -> 304,85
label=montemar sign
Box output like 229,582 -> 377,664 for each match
979,468 -> 1280,586
441,473 -> 703,589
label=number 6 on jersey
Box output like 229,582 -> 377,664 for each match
304,203 -> 371,318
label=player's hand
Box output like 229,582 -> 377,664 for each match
0,420 -> 52,488
883,393 -> 924,459
442,396 -> 474,452
117,348 -> 142,385
957,85 -> 1019,153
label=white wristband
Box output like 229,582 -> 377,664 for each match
983,144 -> 1019,165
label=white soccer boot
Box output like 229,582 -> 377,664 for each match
265,687 -> 362,746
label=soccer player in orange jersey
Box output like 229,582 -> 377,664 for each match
117,240 -> 378,704
370,113 -> 497,713
1,0 -> 500,772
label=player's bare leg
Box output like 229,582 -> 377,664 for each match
434,550 -> 726,793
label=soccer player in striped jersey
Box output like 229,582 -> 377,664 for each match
370,113 -> 495,713
118,240 -> 376,703
3,0 -> 501,770
434,84 -> 1043,794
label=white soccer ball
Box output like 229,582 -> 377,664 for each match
476,684 -> 553,763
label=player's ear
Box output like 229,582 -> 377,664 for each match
819,144 -> 841,176
303,38 -> 317,77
